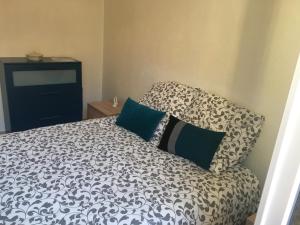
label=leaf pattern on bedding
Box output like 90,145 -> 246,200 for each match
0,117 -> 259,225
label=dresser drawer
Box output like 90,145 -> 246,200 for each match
10,85 -> 81,103
10,87 -> 82,118
37,113 -> 82,128
11,113 -> 82,131
8,86 -> 82,131
10,103 -> 82,132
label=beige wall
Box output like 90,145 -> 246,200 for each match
0,0 -> 104,131
103,0 -> 300,185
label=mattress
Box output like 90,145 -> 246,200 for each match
0,117 -> 260,225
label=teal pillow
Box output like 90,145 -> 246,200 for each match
116,98 -> 166,141
158,115 -> 225,170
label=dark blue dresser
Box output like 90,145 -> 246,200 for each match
0,57 -> 82,132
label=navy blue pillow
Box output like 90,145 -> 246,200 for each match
158,115 -> 225,170
116,98 -> 166,141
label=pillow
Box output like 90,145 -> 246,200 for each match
139,81 -> 196,118
209,103 -> 265,173
139,81 -> 197,145
116,98 -> 165,141
182,88 -> 265,173
147,114 -> 170,146
158,115 -> 225,170
182,89 -> 232,131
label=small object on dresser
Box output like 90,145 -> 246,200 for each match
245,213 -> 256,225
87,100 -> 123,119
26,51 -> 44,61
113,96 -> 118,107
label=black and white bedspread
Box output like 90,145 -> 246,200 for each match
0,117 -> 260,225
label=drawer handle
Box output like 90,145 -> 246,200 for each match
39,115 -> 62,121
40,91 -> 61,96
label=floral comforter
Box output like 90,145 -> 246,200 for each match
0,117 -> 259,225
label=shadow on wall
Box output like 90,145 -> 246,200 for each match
230,0 -> 277,106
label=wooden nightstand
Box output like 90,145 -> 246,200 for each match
245,213 -> 256,225
87,100 -> 123,119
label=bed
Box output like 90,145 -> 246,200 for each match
0,81 -> 264,225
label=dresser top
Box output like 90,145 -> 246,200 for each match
0,57 -> 79,64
